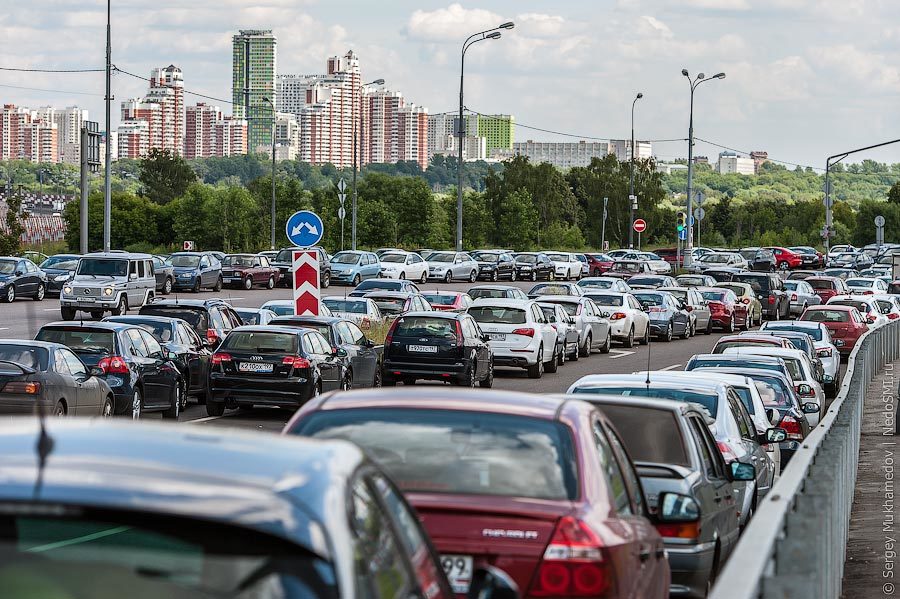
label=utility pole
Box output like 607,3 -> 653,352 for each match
600,197 -> 609,252
629,92 -> 642,249
79,126 -> 89,254
103,0 -> 112,252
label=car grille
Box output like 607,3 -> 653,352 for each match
223,271 -> 234,276
73,286 -> 100,297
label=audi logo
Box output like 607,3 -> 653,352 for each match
249,356 -> 264,361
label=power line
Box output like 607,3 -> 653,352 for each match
113,66 -> 235,106
0,66 -> 104,73
693,136 -> 822,172
0,82 -> 103,97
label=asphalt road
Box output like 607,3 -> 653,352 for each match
0,278 -> 777,433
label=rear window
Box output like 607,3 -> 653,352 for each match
733,387 -> 756,415
107,318 -> 172,342
571,386 -> 718,416
716,284 -> 744,296
169,255 -> 201,268
765,324 -> 824,341
370,297 -> 406,314
586,294 -> 623,307
530,284 -> 573,296
713,340 -> 774,353
0,344 -> 48,370
422,293 -> 458,306
468,289 -> 509,300
628,277 -> 660,287
140,306 -> 208,330
579,279 -> 613,289
220,331 -> 297,354
600,406 -> 689,466
732,274 -> 770,292
468,306 -> 526,325
688,358 -> 783,373
355,280 -> 401,292
277,322 -> 333,343
829,300 -> 870,312
801,309 -> 850,323
753,378 -> 795,408
393,317 -> 457,338
323,298 -> 367,313
701,291 -> 728,302
807,279 -> 834,290
36,328 -> 116,356
677,276 -> 705,286
292,408 -> 578,500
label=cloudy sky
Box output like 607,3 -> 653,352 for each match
4,0 -> 900,167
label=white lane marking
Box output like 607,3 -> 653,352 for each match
0,327 -> 8,331
659,363 -> 683,371
44,308 -> 60,312
187,415 -> 225,424
609,350 -> 636,359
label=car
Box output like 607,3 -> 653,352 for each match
421,290 -> 473,312
606,248 -> 631,259
653,246 -> 680,266
39,253 -> 80,297
587,396 -> 746,597
364,291 -> 432,318
574,253 -> 590,277
527,281 -> 585,298
0,419 -> 478,599
676,273 -> 717,288
426,251 -> 479,283
271,316 -> 383,388
786,269 -> 822,281
35,321 -> 183,418
347,278 -> 421,297
259,299 -> 298,316
828,243 -> 858,257
577,276 -> 632,292
378,251 -> 429,283
826,295 -> 890,327
660,286 -> 712,336
285,387 -> 672,599
872,293 -> 900,323
468,299 -> 560,378
627,274 -> 678,289
714,281 -> 764,326
765,246 -> 803,270
806,275 -> 849,304
544,251 -> 582,280
828,251 -> 873,270
138,297 -> 244,349
782,279 -> 820,316
585,252 -> 615,275
633,290 -> 692,340
534,296 -> 611,357
739,247 -> 777,271
845,277 -> 889,295
583,290 -> 651,346
536,301 -> 581,363
256,249 -> 278,261
471,250 -> 518,281
272,245 -> 331,288
730,272 -> 789,320
234,307 -> 279,325
0,339 -> 115,416
822,267 -> 859,280
322,296 -> 383,330
220,253 -> 279,289
150,255 -> 175,295
860,267 -> 892,279
685,353 -> 794,379
512,252 -> 555,281
704,267 -> 744,282
329,250 -> 382,286
623,251 -> 673,274
687,252 -> 748,273
608,259 -> 654,279
467,284 -> 529,301
713,333 -> 792,354
381,311 -> 493,387
59,252 -> 156,320
789,246 -> 826,268
168,251 -> 223,292
744,328 -> 823,374
0,255 -> 47,303
696,287 -> 750,333
374,246 -> 404,257
207,325 -> 348,416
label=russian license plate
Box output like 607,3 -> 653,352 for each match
441,555 -> 473,594
238,362 -> 274,373
408,345 -> 437,353
489,333 -> 506,341
79,297 -> 95,303
224,278 -> 237,283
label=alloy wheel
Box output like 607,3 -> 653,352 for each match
132,389 -> 142,420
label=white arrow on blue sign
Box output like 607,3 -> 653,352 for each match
286,210 -> 324,248
678,228 -> 687,241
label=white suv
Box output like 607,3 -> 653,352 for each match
468,299 -> 559,378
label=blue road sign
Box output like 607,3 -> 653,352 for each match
689,215 -> 696,226
286,210 -> 324,248
678,228 -> 687,241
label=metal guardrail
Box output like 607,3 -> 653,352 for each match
711,320 -> 900,599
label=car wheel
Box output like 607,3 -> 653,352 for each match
681,322 -> 691,339
267,276 -> 275,289
580,334 -> 592,357
705,317 -> 713,334
33,283 -> 45,301
469,270 -> 477,283
531,271 -> 538,282
528,347 -> 545,379
131,388 -> 143,420
101,395 -> 114,417
244,276 -> 253,290
192,278 -> 201,293
640,323 -> 651,345
756,309 -> 763,326
373,365 -> 383,387
510,269 -> 517,282
213,276 -> 223,292
350,274 -> 360,286
491,270 -> 499,282
114,296 -> 128,316
726,315 -> 735,333
479,359 -> 494,388
55,400 -> 67,417
600,332 -> 611,354
179,380 -> 188,411
61,307 -> 76,321
444,271 -> 452,284
162,382 -> 181,419
557,343 -> 566,365
206,398 -> 225,416
663,323 -> 673,342
592,268 -> 601,277
549,271 -> 556,281
403,377 -> 416,386
462,362 -> 478,387
546,346 -> 559,373
322,272 -> 331,288
90,310 -> 104,320
341,372 -> 352,391
623,326 -> 635,348
3,285 -> 14,303
163,277 -> 173,295
741,313 -> 751,331
779,261 -> 789,271
420,271 -> 427,284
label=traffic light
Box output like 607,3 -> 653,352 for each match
676,212 -> 687,232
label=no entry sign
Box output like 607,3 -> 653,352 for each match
633,219 -> 647,233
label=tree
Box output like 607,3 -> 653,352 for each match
888,181 -> 900,204
0,190 -> 25,255
139,149 -> 198,205
494,189 -> 539,250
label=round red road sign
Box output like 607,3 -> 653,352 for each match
633,219 -> 647,233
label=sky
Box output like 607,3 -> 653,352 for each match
3,0 -> 900,168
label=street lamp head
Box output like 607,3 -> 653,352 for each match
636,92 -> 643,99
499,21 -> 515,29
370,79 -> 385,86
714,72 -> 726,79
487,31 -> 502,39
681,68 -> 689,77
697,73 -> 705,80
262,96 -> 273,105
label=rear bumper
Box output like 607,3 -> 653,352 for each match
0,396 -> 55,414
383,360 -> 467,381
648,320 -> 671,335
209,373 -> 314,405
667,541 -> 716,598
489,346 -> 540,367
609,320 -> 630,337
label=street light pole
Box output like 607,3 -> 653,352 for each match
628,92 -> 643,249
683,69 -> 724,267
103,0 -> 112,251
262,97 -> 276,250
352,78 -> 384,251
456,21 -> 514,252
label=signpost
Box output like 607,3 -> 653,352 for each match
600,197 -> 609,254
337,178 -> 347,250
633,218 -> 646,251
693,207 -> 705,249
183,240 -> 195,251
876,215 -> 886,249
286,210 -> 324,316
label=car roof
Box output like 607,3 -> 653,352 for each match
690,353 -> 785,364
364,291 -> 415,298
532,295 -> 585,303
470,298 -> 531,307
569,374 -> 728,393
271,316 -> 342,326
40,321 -> 131,332
723,346 -> 807,359
764,320 -> 826,330
104,315 -> 182,325
806,304 -> 855,311
553,392 -> 710,420
231,325 -> 310,336
0,339 -> 67,351
717,334 -> 782,343
470,285 -> 520,291
83,251 -> 153,259
633,370 -> 754,389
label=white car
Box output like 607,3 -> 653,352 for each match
322,296 -> 383,330
828,244 -> 857,257
581,291 -> 650,347
623,251 -> 672,274
426,251 -> 479,283
378,252 -> 428,283
260,299 -> 333,318
545,252 -> 582,280
468,298 -> 560,378
688,252 -> 748,273
536,301 -> 580,363
872,294 -> 900,323
826,295 -> 890,327
844,277 -> 889,295
760,321 -> 841,395
577,277 -> 632,293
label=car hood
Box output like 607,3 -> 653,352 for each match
42,267 -> 73,276
70,275 -> 120,286
173,266 -> 200,274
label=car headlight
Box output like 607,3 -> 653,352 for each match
179,273 -> 191,278
103,287 -> 114,296
54,274 -> 70,282
63,285 -> 73,295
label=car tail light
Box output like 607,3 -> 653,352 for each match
2,381 -> 41,394
211,352 -> 232,365
768,295 -> 776,305
741,298 -> 750,304
97,356 -> 129,374
889,313 -> 899,320
512,327 -> 535,337
455,320 -> 464,347
716,440 -> 739,463
529,516 -> 611,597
791,293 -> 798,301
656,521 -> 700,540
283,356 -> 311,368
385,322 -> 397,346
206,329 -> 220,345
817,347 -> 833,357
780,415 -> 804,440
610,312 -> 627,320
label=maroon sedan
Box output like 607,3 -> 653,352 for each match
422,291 -> 474,312
585,253 -> 615,276
221,254 -> 279,290
799,304 -> 869,355
285,388 -> 671,599
698,287 -> 749,333
806,276 -> 848,304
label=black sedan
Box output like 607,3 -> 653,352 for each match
104,315 -> 211,409
513,252 -> 555,281
382,311 -> 493,387
34,321 -> 183,419
151,255 -> 175,295
272,315 -> 383,387
0,256 -> 47,302
472,250 -> 517,281
0,340 -> 115,416
39,253 -> 80,296
206,325 -> 347,416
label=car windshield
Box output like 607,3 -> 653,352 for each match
332,253 -> 361,264
273,249 -> 295,262
107,318 -> 172,342
472,253 -> 499,262
422,293 -> 458,306
732,274 -> 769,292
469,306 -> 526,324
220,331 -> 297,353
0,510 -> 337,598
280,322 -> 333,343
429,253 -> 454,263
516,254 -> 538,263
579,279 -> 613,289
701,291 -> 728,302
235,310 -> 263,325
323,298 -> 368,313
546,253 -> 568,261
701,254 -> 729,264
600,405 -> 690,467
294,408 -> 578,500
633,293 -> 664,306
35,328 -> 116,360
530,284 -> 572,296
41,256 -> 79,270
752,377 -> 795,408
613,262 -> 641,273
356,280 -> 400,292
380,253 -> 407,263
468,289 -> 510,300
77,258 -> 127,277
140,306 -> 209,329
572,386 -> 718,416
586,294 -> 623,307
169,255 -> 201,268
0,344 -> 48,370
688,358 -> 783,373
222,255 -> 255,267
628,277 -> 660,287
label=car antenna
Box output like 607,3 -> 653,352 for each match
645,320 -> 652,386
26,298 -> 54,499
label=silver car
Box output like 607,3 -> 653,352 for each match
60,252 -> 156,321
537,301 -> 580,364
660,286 -> 712,336
782,279 -> 819,316
535,295 -> 611,357
426,251 -> 479,283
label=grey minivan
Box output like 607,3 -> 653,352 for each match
59,252 -> 156,320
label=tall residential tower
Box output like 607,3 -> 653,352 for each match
232,29 -> 277,154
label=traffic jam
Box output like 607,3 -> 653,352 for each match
0,234 -> 898,598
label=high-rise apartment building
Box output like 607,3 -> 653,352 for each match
185,103 -> 222,159
0,104 -> 63,163
52,106 -> 89,164
23,120 -> 58,163
397,104 -> 428,170
426,113 -> 481,161
750,150 -> 769,174
118,65 -> 184,158
232,29 -> 277,153
477,114 -> 514,154
0,104 -> 28,160
212,117 -> 248,157
365,89 -> 403,165
117,121 -> 149,159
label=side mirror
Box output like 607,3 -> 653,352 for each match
89,366 -> 104,378
657,492 -> 701,523
797,383 -> 812,395
166,350 -> 179,361
867,315 -> 877,324
730,461 -> 757,482
762,427 -> 787,444
482,334 -> 491,343
802,401 -> 820,414
14,269 -> 24,276
129,272 -> 138,281
468,566 -> 519,599
363,338 -> 375,348
332,347 -> 348,358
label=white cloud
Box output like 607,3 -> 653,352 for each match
404,4 -> 507,42
682,0 -> 750,10
808,43 -> 900,92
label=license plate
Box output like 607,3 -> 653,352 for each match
489,333 -> 506,341
224,278 -> 236,282
238,362 -> 274,373
408,345 -> 437,353
441,555 -> 473,594
79,297 -> 95,303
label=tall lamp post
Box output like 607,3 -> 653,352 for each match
682,69 -> 724,267
628,92 -> 643,249
262,97 -> 276,250
103,0 -> 112,251
456,21 -> 514,252
352,78 -> 384,251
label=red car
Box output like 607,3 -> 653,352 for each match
585,253 -> 615,276
654,247 -> 679,266
285,388 -> 671,599
698,287 -> 749,332
806,276 -> 848,303
799,305 -> 868,355
765,247 -> 803,270
422,291 -> 474,312
221,253 -> 280,289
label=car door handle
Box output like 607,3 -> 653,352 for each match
639,548 -> 651,562
714,496 -> 723,503
655,546 -> 666,559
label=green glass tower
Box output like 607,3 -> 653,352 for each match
477,114 -> 514,155
232,29 -> 276,154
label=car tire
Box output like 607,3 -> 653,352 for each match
490,270 -> 498,282
599,332 -> 611,354
101,395 -> 114,418
681,322 -> 690,339
420,271 -> 427,284
579,334 -> 592,357
243,276 -> 253,290
90,310 -> 104,320
162,277 -> 173,295
3,285 -> 14,303
527,347 -> 544,379
640,324 -> 651,345
114,296 -> 128,316
322,272 -> 331,288
531,271 -> 537,282
55,400 -> 67,417
461,362 -> 478,387
510,270 -> 517,282
479,359 -> 494,388
341,372 -> 352,391
662,323 -> 673,342
61,307 -> 76,321
569,341 -> 579,361
351,274 -> 361,286
192,279 -> 201,293
546,346 -> 559,373
213,277 -> 223,292
444,271 -> 452,284
205,398 -> 225,416
726,315 -> 735,333
705,317 -> 713,334
162,382 -> 181,420
741,313 -> 751,331
623,326 -> 635,348
779,261 -> 789,271
557,343 -> 566,366
469,270 -> 477,283
266,276 -> 275,289
549,271 -> 556,281
403,377 -> 416,385
131,388 -> 143,420
33,283 -> 45,301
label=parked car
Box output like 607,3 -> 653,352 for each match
168,251 -> 222,292
513,252 -> 555,281
381,311 -> 493,387
471,250 -> 518,281
536,301 -> 581,362
35,321 -> 183,418
426,251 -> 479,283
695,288 -> 749,333
739,247 -> 777,271
624,251 -> 673,274
828,244 -> 858,257
365,291 -> 432,318
822,267 -> 859,280
608,259 -> 653,279
220,253 -> 279,289
150,255 -> 175,295
39,253 -> 80,297
468,299 -> 559,377
578,276 -> 632,292
806,275 -> 849,303
272,245 -> 331,288
374,246 -> 404,257
845,277 -> 889,295
534,296 -> 611,357
789,245 -> 826,268
0,255 -> 46,303
660,286 -> 713,336
139,298 -> 243,349
322,296 -> 383,330
714,281 -> 763,326
234,307 -> 278,325
684,353 -> 795,380
59,252 -> 155,320
633,290 -> 692,340
467,284 -> 529,301
0,339 -> 115,416
687,252 -> 748,273
826,295 -> 890,327
583,291 -> 651,346
787,269 -> 822,280
329,250 -> 382,286
627,274 -> 678,289
422,290 -> 474,312
207,325 -> 348,416
585,252 -> 615,275
378,251 -> 429,283
256,249 -> 278,262
760,320 -> 841,393
713,334 -> 791,354
704,267 -> 744,282
347,278 -> 421,297
545,252 -> 583,280
783,279 -> 821,316
285,388 -> 671,598
828,251 -> 873,270
765,246 -> 803,270
730,272 -> 790,320
676,273 -> 717,288
745,329 -> 824,381
259,299 -> 298,316
527,281 -> 585,298
574,253 -> 590,277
